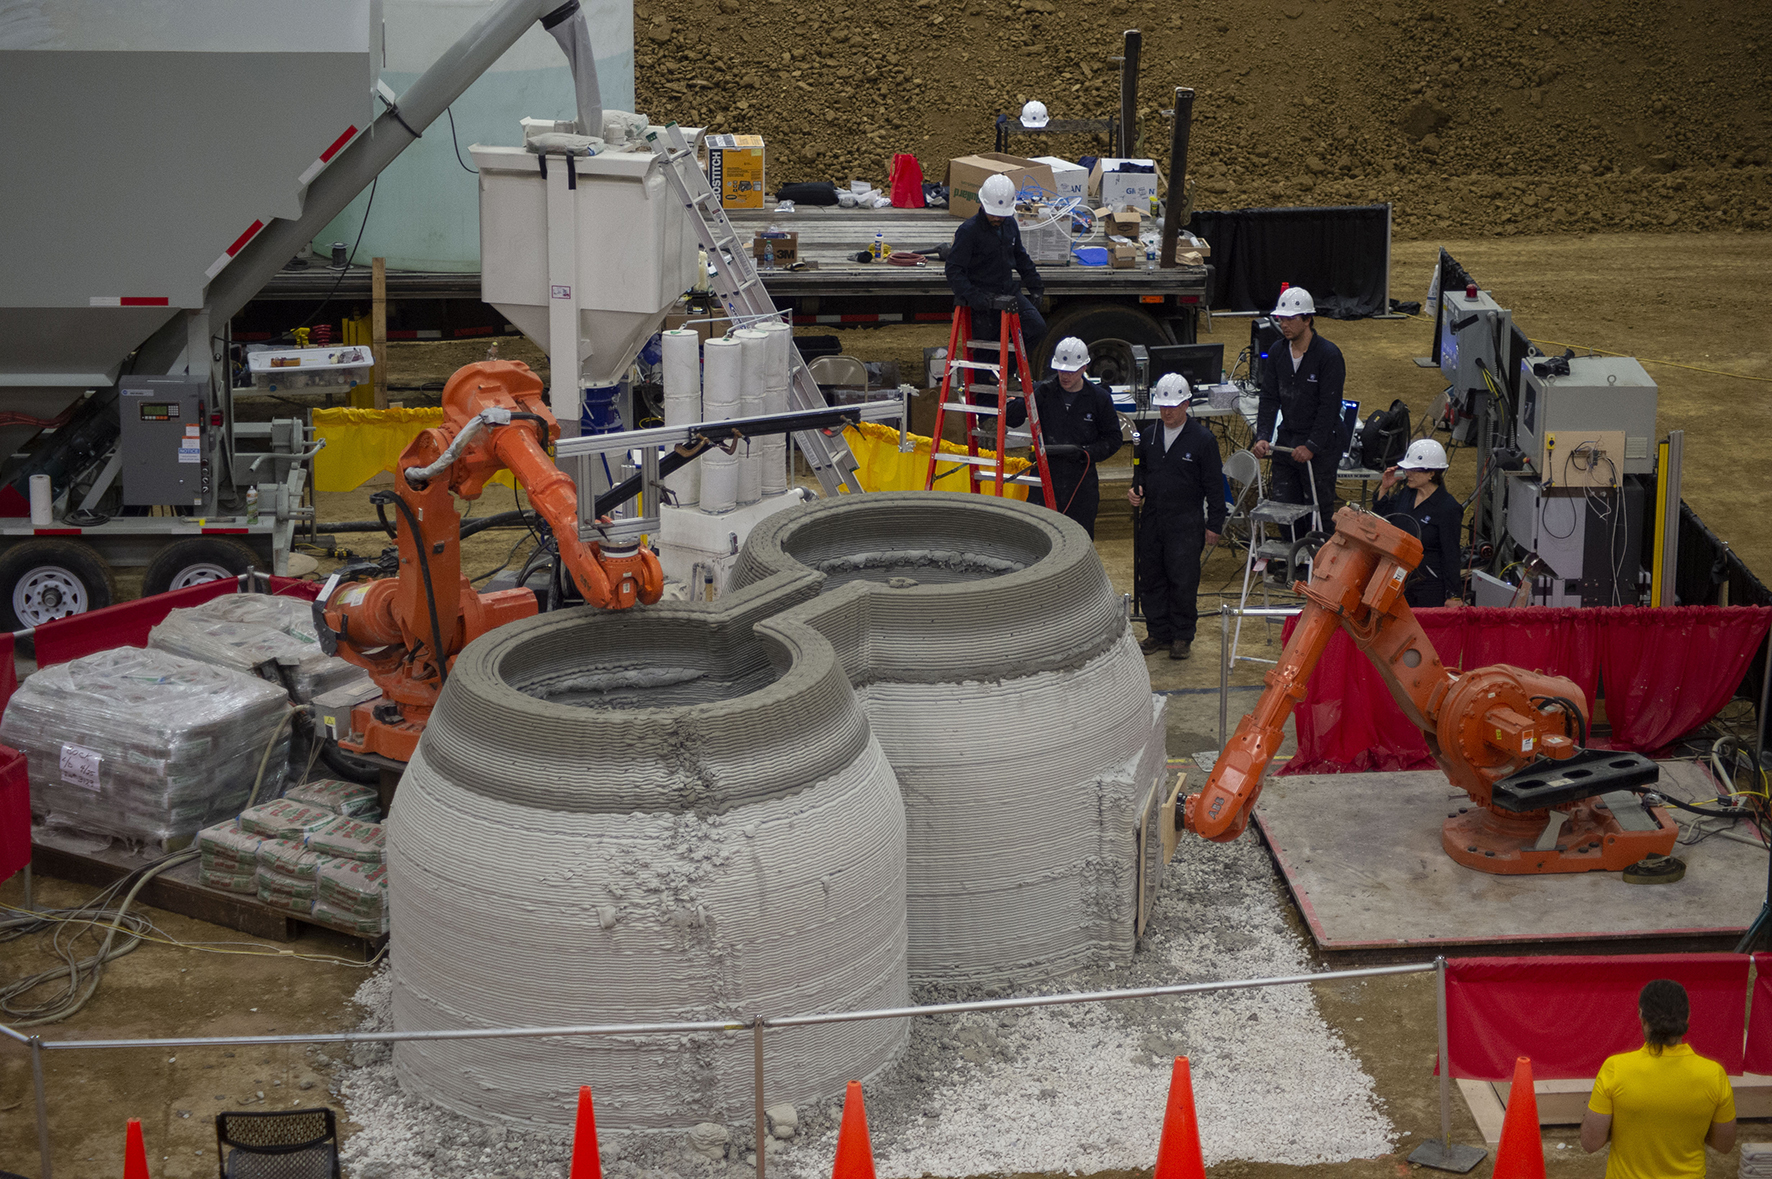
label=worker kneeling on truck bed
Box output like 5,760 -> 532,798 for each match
945,173 -> 1047,354
1002,336 -> 1122,536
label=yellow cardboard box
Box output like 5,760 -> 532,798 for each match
705,134 -> 765,209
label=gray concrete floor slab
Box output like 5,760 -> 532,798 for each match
1250,761 -> 1766,950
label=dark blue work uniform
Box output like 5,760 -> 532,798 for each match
1005,375 -> 1123,536
944,209 -> 1047,352
1375,484 -> 1465,607
1256,331 -> 1347,535
1131,416 -> 1226,644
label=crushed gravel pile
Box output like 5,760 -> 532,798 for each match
331,826 -> 1390,1177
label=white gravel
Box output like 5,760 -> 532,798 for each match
331,828 -> 1394,1178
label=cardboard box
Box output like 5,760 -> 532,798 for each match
705,134 -> 765,210
944,152 -> 1059,219
751,231 -> 798,266
1096,206 -> 1142,238
663,307 -> 734,344
1106,238 -> 1140,269
1030,155 -> 1088,201
1099,157 -> 1159,211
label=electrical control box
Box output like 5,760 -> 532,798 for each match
1436,287 -> 1511,444
119,377 -> 208,507
1517,355 -> 1657,476
1504,474 -> 1647,607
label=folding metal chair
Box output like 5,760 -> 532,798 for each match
215,1108 -> 340,1179
1214,448 -> 1264,564
1231,457 -> 1325,668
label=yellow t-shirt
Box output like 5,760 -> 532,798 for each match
1588,1043 -> 1736,1179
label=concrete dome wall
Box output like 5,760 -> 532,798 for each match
388,573 -> 910,1129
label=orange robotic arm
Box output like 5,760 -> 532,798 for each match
319,360 -> 662,762
1182,507 -> 1671,874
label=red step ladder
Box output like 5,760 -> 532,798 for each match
921,305 -> 1055,504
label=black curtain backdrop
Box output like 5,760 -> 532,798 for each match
1186,204 -> 1391,319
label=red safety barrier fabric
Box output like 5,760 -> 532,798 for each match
0,743 -> 28,882
1281,605 -> 1771,774
29,576 -> 320,669
1444,954 -> 1749,1080
1743,954 -> 1772,1075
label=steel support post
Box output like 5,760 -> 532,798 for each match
1407,957 -> 1486,1172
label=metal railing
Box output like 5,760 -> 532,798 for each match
1218,603 -> 1302,747
3,958 -> 1481,1179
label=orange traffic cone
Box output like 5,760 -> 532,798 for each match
123,1118 -> 151,1179
1492,1056 -> 1546,1179
831,1080 -> 877,1179
1154,1056 -> 1207,1179
569,1086 -> 601,1179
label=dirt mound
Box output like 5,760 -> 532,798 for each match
633,0 -> 1772,237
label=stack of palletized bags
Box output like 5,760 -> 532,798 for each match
147,594 -> 363,702
311,815 -> 387,934
239,800 -> 338,913
196,820 -> 262,893
283,778 -> 380,821
0,648 -> 291,850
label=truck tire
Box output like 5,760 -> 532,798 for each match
141,537 -> 260,597
0,540 -> 116,630
1036,302 -> 1174,386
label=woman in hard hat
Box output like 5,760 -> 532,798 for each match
1374,438 -> 1465,608
944,172 -> 1047,354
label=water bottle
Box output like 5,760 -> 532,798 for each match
245,486 -> 259,525
872,231 -> 885,261
764,238 -> 775,270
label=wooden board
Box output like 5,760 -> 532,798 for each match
1459,1075 -> 1772,1143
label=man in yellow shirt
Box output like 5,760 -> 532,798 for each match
1581,979 -> 1737,1179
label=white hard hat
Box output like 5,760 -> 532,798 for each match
1272,287 -> 1316,318
978,173 -> 1016,216
1151,373 -> 1191,407
1397,438 -> 1450,470
1050,337 -> 1090,372
1020,99 -> 1050,128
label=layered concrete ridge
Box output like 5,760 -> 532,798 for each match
730,492 -> 1170,985
388,571 -> 910,1129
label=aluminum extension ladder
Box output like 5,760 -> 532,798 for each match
645,123 -> 864,497
923,305 -> 1055,503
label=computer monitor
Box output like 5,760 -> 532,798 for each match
1146,343 -> 1224,396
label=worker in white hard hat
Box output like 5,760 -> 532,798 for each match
1252,286 -> 1348,538
1375,438 -> 1466,608
999,336 -> 1122,536
944,171 -> 1047,355
1020,99 -> 1050,129
1127,373 -> 1225,660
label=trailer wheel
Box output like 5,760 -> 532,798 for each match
141,537 -> 261,597
0,540 -> 117,630
1036,302 -> 1174,386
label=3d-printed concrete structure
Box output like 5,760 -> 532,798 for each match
389,493 -> 1168,1127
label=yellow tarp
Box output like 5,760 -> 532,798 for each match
311,407 -> 516,493
842,421 -> 1031,500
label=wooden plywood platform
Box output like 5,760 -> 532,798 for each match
1459,1075 -> 1772,1140
1250,762 -> 1763,951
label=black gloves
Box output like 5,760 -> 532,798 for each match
990,294 -> 1019,312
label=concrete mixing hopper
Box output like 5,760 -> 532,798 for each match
0,3 -> 378,460
471,141 -> 699,428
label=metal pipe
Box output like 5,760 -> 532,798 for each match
1758,625 -> 1771,770
765,962 -> 1435,1029
41,1017 -> 747,1052
32,1036 -> 53,1179
0,1020 -> 30,1044
1231,607 -> 1304,620
1219,604 -> 1231,748
135,0 -> 568,374
1118,29 -> 1142,159
753,1019 -> 766,1179
1158,87 -> 1196,271
1435,956 -> 1451,1149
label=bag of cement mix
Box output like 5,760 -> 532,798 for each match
309,816 -> 385,864
317,860 -> 386,917
200,865 -> 259,894
311,900 -> 388,936
256,837 -> 327,882
0,647 -> 291,848
257,876 -> 316,913
198,818 -> 262,864
239,799 -> 335,842
147,593 -> 362,703
284,777 -> 379,819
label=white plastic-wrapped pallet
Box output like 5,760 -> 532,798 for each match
147,593 -> 360,702
0,647 -> 292,848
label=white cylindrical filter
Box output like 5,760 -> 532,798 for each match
758,322 -> 793,496
28,474 -> 52,526
660,329 -> 701,508
734,328 -> 767,506
699,336 -> 741,514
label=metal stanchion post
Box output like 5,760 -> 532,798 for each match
1218,605 -> 1231,749
1408,956 -> 1485,1172
753,1018 -> 766,1179
22,861 -> 32,912
32,1035 -> 53,1179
